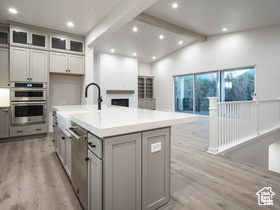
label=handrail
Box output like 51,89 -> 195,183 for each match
208,97 -> 280,154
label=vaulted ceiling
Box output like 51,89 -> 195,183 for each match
1,0 -> 280,63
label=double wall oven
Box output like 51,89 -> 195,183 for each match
11,82 -> 47,125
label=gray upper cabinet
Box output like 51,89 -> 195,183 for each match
51,36 -> 67,51
0,48 -> 9,87
10,47 -> 48,82
50,35 -> 84,54
10,27 -> 48,49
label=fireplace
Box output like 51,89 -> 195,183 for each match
111,99 -> 129,107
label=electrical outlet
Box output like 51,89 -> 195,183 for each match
151,142 -> 161,153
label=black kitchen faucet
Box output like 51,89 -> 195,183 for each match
85,83 -> 103,110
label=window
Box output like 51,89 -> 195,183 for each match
174,66 -> 255,115
221,67 -> 255,102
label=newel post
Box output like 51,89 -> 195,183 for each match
252,95 -> 259,135
207,97 -> 219,154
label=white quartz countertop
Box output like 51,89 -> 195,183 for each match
53,105 -> 199,138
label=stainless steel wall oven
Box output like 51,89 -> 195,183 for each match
11,82 -> 47,125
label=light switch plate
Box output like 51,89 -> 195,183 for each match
151,142 -> 161,153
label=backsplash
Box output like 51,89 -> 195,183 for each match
0,88 -> 10,107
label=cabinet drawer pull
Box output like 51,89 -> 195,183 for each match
17,130 -> 23,133
52,125 -> 55,128
36,129 -> 42,131
61,136 -> 65,140
52,139 -> 55,142
88,142 -> 96,148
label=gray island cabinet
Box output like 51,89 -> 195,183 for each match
103,127 -> 170,210
52,105 -> 198,210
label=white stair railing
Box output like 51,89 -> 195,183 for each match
208,97 -> 280,154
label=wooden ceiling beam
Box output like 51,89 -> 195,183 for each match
134,13 -> 207,42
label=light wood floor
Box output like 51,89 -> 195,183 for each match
0,117 -> 279,210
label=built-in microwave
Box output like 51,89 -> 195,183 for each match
11,82 -> 47,101
11,101 -> 47,125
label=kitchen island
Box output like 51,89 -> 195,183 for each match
52,104 -> 198,210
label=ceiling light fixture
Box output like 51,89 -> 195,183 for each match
172,3 -> 178,8
152,56 -> 156,60
222,28 -> 227,32
159,35 -> 164,40
133,53 -> 137,56
67,22 -> 74,27
132,27 -> 138,32
111,49 -> 115,53
9,8 -> 17,14
89,7 -> 96,13
179,40 -> 183,45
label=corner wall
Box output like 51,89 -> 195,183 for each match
152,25 -> 280,111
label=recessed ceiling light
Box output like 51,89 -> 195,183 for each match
133,53 -> 137,56
222,28 -> 227,32
132,27 -> 138,32
179,40 -> 183,45
111,49 -> 115,53
159,35 -> 164,40
9,8 -> 17,14
89,7 -> 96,13
172,3 -> 178,8
152,56 -> 156,60
67,22 -> 74,27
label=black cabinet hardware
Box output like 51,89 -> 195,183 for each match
36,129 -> 41,131
17,130 -> 23,133
61,136 -> 65,140
88,142 -> 96,148
52,139 -> 55,142
85,157 -> 89,161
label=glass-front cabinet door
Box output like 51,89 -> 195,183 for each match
0,31 -> 9,45
69,39 -> 84,53
11,29 -> 29,46
50,36 -> 67,51
30,32 -> 47,48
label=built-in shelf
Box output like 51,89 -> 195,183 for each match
106,90 -> 135,94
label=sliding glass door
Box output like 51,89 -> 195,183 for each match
174,75 -> 193,113
174,67 -> 255,115
194,72 -> 218,115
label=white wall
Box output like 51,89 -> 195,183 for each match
81,41 -> 95,105
49,75 -> 81,130
152,25 -> 280,111
269,139 -> 280,173
224,130 -> 280,170
138,62 -> 152,76
96,53 -> 138,107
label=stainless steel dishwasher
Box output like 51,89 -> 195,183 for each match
67,126 -> 88,210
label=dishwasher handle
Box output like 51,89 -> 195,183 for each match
66,127 -> 86,140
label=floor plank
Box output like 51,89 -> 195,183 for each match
0,117 -> 279,209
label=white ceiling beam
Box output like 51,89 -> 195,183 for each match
86,0 -> 158,47
135,13 -> 207,42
